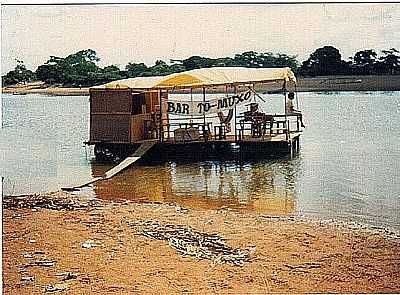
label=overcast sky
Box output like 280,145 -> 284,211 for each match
1,3 -> 400,73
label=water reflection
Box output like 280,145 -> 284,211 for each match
89,158 -> 299,215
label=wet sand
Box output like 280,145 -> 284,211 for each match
2,75 -> 400,96
3,192 -> 400,294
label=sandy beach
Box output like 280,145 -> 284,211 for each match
2,75 -> 400,96
1,83 -> 90,96
3,192 -> 400,294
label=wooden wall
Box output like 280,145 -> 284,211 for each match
89,89 -> 132,143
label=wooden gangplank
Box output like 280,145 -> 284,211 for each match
104,140 -> 157,179
62,140 -> 157,191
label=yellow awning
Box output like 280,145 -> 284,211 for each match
92,67 -> 296,90
156,67 -> 296,89
91,76 -> 166,90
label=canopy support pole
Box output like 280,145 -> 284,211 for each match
295,83 -> 300,132
190,88 -> 193,123
202,87 -> 206,142
234,84 -> 237,142
283,81 -> 289,141
159,89 -> 163,143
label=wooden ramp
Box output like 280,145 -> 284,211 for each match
62,140 -> 157,191
104,140 -> 157,179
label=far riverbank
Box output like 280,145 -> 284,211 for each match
2,75 -> 400,96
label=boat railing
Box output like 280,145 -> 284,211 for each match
236,113 -> 301,141
156,113 -> 301,144
159,116 -> 214,143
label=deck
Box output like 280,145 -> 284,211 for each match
88,109 -> 304,162
155,132 -> 302,145
134,131 -> 302,162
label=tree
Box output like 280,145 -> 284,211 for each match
213,57 -> 234,67
35,49 -> 102,86
181,56 -> 215,70
36,56 -> 64,84
168,61 -> 186,74
125,62 -> 148,78
133,60 -> 185,77
263,53 -> 298,70
353,49 -> 377,66
299,46 -> 350,76
63,50 -> 101,85
378,48 -> 400,74
2,60 -> 36,86
99,65 -> 124,82
351,49 -> 377,75
145,60 -> 175,76
233,51 -> 260,67
232,51 -> 298,70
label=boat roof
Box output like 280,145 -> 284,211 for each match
91,76 -> 165,91
91,67 -> 296,90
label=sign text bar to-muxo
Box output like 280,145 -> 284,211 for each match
166,90 -> 253,116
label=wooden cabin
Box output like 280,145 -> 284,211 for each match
89,88 -> 167,144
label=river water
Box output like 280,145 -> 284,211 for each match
1,92 -> 399,231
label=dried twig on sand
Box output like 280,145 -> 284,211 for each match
3,194 -> 101,211
131,220 -> 254,266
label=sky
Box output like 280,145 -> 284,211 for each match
1,3 -> 400,74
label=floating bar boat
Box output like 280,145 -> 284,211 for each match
63,67 -> 303,190
86,67 -> 303,162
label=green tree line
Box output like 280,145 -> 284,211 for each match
2,46 -> 399,87
299,46 -> 400,77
